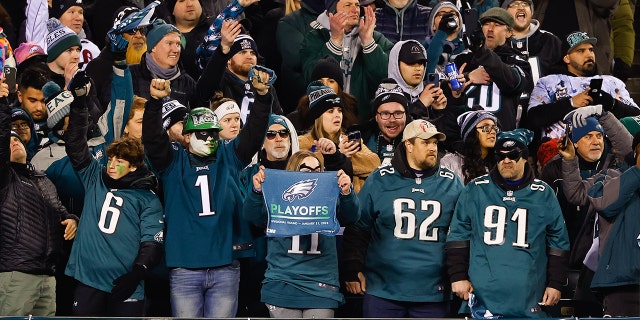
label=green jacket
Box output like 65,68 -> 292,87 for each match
301,17 -> 394,123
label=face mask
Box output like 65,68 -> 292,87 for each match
190,130 -> 219,156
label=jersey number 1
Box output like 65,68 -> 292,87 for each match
195,175 -> 216,216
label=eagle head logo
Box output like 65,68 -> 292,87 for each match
282,179 -> 318,202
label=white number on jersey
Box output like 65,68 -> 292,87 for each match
467,83 -> 502,112
288,234 -> 321,255
393,198 -> 441,241
483,206 -> 530,248
98,192 -> 124,234
195,175 -> 216,216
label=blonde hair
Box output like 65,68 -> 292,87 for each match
285,0 -> 301,15
285,150 -> 324,171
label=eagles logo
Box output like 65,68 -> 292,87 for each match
282,179 -> 317,202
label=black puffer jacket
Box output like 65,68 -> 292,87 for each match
129,54 -> 198,108
0,103 -> 78,275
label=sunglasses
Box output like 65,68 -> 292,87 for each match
495,149 -> 522,162
125,26 -> 147,35
266,130 -> 290,140
299,163 -> 322,172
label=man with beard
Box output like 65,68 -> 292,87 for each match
362,78 -> 410,166
447,128 -> 569,318
195,18 -> 283,121
343,119 -> 463,317
502,0 -> 563,97
527,31 -> 639,142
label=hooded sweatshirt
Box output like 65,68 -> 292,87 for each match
374,0 -> 431,43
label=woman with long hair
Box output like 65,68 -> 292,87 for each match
298,81 -> 380,192
440,110 -> 499,184
243,150 -> 359,318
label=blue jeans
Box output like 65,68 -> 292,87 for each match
363,293 -> 450,318
169,262 -> 240,318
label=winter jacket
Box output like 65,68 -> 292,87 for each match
276,0 -> 323,112
423,1 -> 465,75
587,165 -> 640,288
374,0 -> 431,43
129,53 -> 198,108
507,20 -> 563,85
0,99 -> 77,276
177,14 -> 214,81
541,112 -> 631,268
451,44 -> 533,131
301,14 -> 394,123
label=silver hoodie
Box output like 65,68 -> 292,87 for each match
387,39 -> 427,102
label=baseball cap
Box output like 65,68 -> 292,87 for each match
402,119 -> 445,142
564,31 -> 597,54
398,41 -> 427,65
479,7 -> 515,28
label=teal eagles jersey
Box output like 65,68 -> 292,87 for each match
356,164 -> 463,302
159,140 -> 245,268
243,183 -> 360,308
65,159 -> 164,300
447,174 -> 570,318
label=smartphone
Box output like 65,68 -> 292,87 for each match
3,66 -> 16,93
562,122 -> 572,150
588,78 -> 603,99
462,8 -> 479,34
347,129 -> 362,151
425,73 -> 440,87
359,6 -> 366,21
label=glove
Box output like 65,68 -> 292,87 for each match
111,264 -> 147,301
438,13 -> 459,34
592,90 -> 616,111
563,104 -> 603,127
612,58 -> 631,83
68,70 -> 92,97
108,32 -> 129,62
463,28 -> 485,53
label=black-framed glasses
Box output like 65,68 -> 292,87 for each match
125,26 -> 147,35
508,1 -> 530,8
476,125 -> 500,133
377,111 -> 405,120
495,149 -> 522,162
266,130 -> 290,140
299,163 -> 322,172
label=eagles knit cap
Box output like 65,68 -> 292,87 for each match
571,116 -> 604,143
146,19 -> 182,52
402,119 -> 445,142
457,110 -> 498,141
11,108 -> 33,124
479,7 -> 515,28
228,34 -> 260,58
564,31 -> 597,54
50,0 -> 84,19
311,55 -> 344,89
161,99 -> 187,131
14,42 -> 46,65
372,78 -> 409,113
10,131 -> 25,145
268,114 -> 291,132
42,81 -> 74,129
620,115 -> 640,136
495,128 -> 533,156
213,100 -> 241,121
306,80 -> 341,122
46,18 -> 81,63
501,0 -> 533,14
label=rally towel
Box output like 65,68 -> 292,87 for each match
262,168 -> 340,237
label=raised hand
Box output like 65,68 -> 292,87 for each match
150,79 -> 171,100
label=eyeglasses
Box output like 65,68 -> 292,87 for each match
266,130 -> 290,140
299,163 -> 322,172
377,111 -> 405,120
508,1 -> 530,8
125,26 -> 147,35
11,122 -> 30,131
495,149 -> 522,162
476,125 -> 500,133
